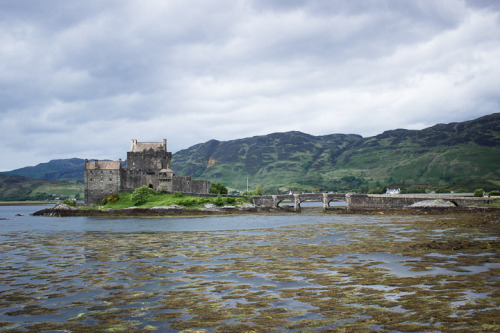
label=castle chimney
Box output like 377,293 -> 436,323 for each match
130,139 -> 137,152
163,139 -> 167,152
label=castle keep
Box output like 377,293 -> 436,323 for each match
84,139 -> 210,205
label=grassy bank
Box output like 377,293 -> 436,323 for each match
95,191 -> 252,210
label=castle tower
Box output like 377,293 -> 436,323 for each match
84,159 -> 122,205
122,139 -> 172,190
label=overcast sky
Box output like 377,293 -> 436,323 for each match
1,0 -> 499,171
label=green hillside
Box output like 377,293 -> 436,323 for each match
172,113 -> 500,194
1,113 -> 499,200
0,158 -> 85,180
0,175 -> 83,202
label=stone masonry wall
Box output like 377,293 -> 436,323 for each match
171,176 -> 210,194
172,176 -> 191,193
191,180 -> 210,194
347,194 -> 489,209
123,149 -> 172,190
84,167 -> 121,205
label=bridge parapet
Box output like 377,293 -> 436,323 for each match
347,194 -> 488,209
252,193 -> 347,211
252,193 -> 488,211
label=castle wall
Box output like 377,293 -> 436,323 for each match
84,160 -> 121,205
172,176 -> 192,193
191,180 -> 210,194
171,176 -> 210,194
123,149 -> 172,191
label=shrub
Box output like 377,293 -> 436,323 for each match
214,195 -> 224,207
175,198 -> 198,207
255,185 -> 264,196
368,187 -> 385,194
473,189 -> 484,197
489,190 -> 500,196
131,186 -> 156,206
173,192 -> 184,198
225,197 -> 236,205
62,199 -> 77,207
210,183 -> 228,195
102,193 -> 119,205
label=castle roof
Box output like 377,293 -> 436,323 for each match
85,160 -> 121,170
130,139 -> 165,152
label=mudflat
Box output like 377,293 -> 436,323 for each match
1,210 -> 498,331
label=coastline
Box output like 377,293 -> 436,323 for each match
32,204 -> 500,217
0,201 -> 56,206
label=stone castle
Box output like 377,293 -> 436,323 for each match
84,139 -> 210,205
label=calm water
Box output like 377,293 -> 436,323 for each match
0,205 -> 498,332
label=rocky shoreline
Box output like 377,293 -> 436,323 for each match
31,203 -> 500,217
32,203 -> 262,217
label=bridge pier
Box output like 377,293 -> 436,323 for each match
271,195 -> 278,209
323,193 -> 328,211
294,194 -> 301,212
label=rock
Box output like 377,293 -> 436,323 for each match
15,213 -> 24,216
166,205 -> 186,210
241,204 -> 256,209
149,205 -> 185,210
203,204 -> 220,211
53,203 -> 77,210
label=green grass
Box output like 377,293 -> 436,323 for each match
31,182 -> 84,198
98,192 -> 251,209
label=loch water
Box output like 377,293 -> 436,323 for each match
0,205 -> 498,332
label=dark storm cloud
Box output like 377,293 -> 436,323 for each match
0,0 -> 498,170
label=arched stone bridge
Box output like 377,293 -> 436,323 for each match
253,193 -> 347,212
252,193 -> 489,211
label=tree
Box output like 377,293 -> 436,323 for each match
473,189 -> 484,197
255,184 -> 264,195
210,183 -> 228,195
131,185 -> 155,206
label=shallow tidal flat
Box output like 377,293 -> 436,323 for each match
0,212 -> 499,332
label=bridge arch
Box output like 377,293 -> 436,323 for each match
276,198 -> 294,210
325,198 -> 347,207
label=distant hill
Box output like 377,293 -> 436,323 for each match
0,174 -> 83,201
172,113 -> 500,193
0,158 -> 85,181
2,113 -> 499,199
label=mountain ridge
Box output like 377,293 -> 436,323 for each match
172,113 -> 500,193
1,113 -> 499,198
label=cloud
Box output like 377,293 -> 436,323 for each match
0,0 -> 499,170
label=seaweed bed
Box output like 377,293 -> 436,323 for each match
0,211 -> 499,332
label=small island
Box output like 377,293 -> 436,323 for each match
33,187 -> 258,217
